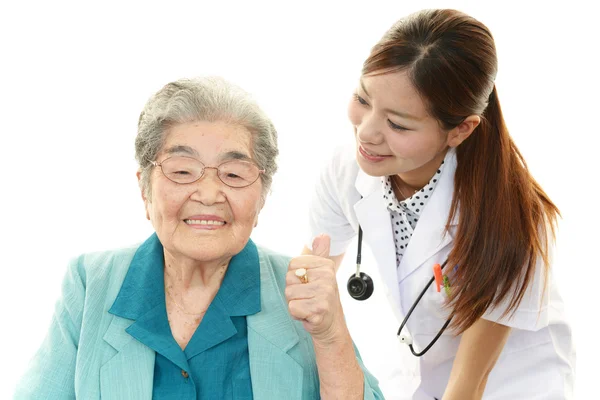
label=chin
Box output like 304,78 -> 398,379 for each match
356,155 -> 392,177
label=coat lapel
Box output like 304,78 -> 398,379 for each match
97,234 -> 160,399
397,150 -> 459,283
100,315 -> 155,400
353,169 -> 402,321
247,255 -> 304,400
352,150 -> 460,315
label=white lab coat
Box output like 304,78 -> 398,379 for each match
307,145 -> 575,399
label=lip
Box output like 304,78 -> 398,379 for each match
184,214 -> 227,230
358,145 -> 391,163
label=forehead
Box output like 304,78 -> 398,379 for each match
162,121 -> 253,158
361,70 -> 429,119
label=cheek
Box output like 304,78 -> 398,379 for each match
151,187 -> 188,221
385,133 -> 412,156
347,100 -> 363,127
387,129 -> 445,158
230,192 -> 261,225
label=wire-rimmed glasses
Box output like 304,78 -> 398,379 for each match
150,156 -> 265,188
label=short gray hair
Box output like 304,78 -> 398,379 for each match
135,76 -> 278,201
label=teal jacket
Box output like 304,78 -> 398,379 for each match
14,242 -> 384,399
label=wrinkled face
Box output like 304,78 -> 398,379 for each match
348,70 -> 450,177
141,121 -> 263,265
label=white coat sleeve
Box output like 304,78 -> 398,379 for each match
306,147 -> 357,256
481,239 -> 555,331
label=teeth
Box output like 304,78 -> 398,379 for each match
364,148 -> 380,156
185,219 -> 225,226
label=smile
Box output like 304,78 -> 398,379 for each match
363,148 -> 385,157
184,219 -> 226,226
358,146 -> 391,162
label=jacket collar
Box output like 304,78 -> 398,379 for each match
108,233 -> 164,320
108,234 -> 261,321
101,239 -> 304,399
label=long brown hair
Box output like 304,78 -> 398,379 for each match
363,9 -> 559,332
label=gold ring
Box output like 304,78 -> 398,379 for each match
295,268 -> 308,284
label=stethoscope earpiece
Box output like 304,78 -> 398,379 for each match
346,272 -> 374,300
398,334 -> 413,345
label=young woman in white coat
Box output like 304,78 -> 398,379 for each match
304,9 -> 575,400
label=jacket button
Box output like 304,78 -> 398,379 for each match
181,370 -> 189,378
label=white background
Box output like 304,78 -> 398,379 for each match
1,0 -> 597,398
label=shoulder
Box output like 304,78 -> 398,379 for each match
313,144 -> 362,212
65,243 -> 140,295
322,144 -> 360,185
256,245 -> 291,281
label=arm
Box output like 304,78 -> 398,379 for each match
14,259 -> 84,400
311,326 -> 383,400
305,147 -> 357,269
443,319 -> 511,400
312,325 -> 365,399
289,236 -> 382,400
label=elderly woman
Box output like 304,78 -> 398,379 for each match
14,77 -> 383,399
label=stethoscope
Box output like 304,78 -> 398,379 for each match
346,225 -> 453,357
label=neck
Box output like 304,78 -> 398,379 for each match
398,147 -> 448,189
163,251 -> 231,291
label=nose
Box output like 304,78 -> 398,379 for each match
356,112 -> 384,145
189,167 -> 226,205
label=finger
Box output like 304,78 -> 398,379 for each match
286,269 -> 305,287
289,299 -> 330,326
311,234 -> 331,258
285,268 -> 332,286
285,282 -> 317,301
288,255 -> 335,272
288,299 -> 312,320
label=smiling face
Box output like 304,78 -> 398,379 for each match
348,70 -> 451,185
141,121 -> 263,266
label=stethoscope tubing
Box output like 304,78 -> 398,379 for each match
396,259 -> 453,357
351,224 -> 453,357
355,226 -> 363,276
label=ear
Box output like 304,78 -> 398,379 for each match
136,170 -> 151,221
447,115 -> 481,148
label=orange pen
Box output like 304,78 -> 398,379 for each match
433,263 -> 443,292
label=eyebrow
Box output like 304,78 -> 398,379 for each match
219,151 -> 253,162
164,146 -> 252,162
165,145 -> 199,157
359,78 -> 424,122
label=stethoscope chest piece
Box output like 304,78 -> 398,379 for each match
347,225 -> 374,300
347,272 -> 374,300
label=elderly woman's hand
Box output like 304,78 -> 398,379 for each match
285,234 -> 347,344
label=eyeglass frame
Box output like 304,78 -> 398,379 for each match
149,156 -> 265,188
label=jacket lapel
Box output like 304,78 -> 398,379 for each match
100,315 -> 155,400
353,169 -> 402,321
247,255 -> 304,400
397,150 -> 459,283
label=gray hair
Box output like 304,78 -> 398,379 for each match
135,76 -> 278,201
